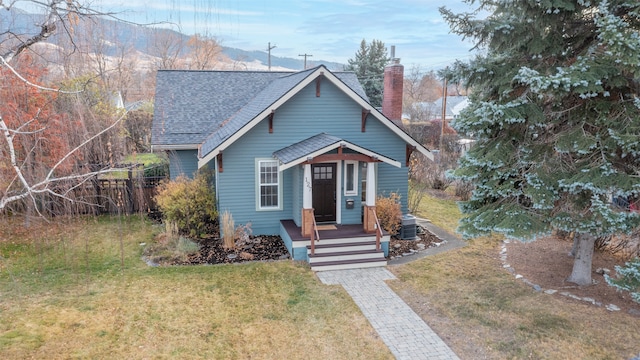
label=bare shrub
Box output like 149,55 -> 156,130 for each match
597,229 -> 640,260
454,179 -> 474,201
234,222 -> 253,249
376,192 -> 402,236
408,179 -> 428,214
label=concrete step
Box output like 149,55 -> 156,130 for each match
311,257 -> 388,271
308,249 -> 384,263
306,241 -> 379,254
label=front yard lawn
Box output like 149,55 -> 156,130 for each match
0,216 -> 391,359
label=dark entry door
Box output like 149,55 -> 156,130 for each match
312,163 -> 337,223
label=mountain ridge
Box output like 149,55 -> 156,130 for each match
0,7 -> 346,71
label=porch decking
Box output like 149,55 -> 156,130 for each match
280,220 -> 390,271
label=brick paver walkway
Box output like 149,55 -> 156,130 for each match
317,267 -> 460,360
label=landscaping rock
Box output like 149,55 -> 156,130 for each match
239,252 -> 254,260
605,304 -> 621,311
628,309 -> 640,317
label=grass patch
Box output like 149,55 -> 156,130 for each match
101,152 -> 168,179
124,152 -> 166,167
390,235 -> 640,359
0,216 -> 391,359
413,191 -> 461,234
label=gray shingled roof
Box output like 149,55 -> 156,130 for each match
272,133 -> 342,164
152,66 -> 368,149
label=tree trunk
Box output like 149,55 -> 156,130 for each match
566,232 -> 596,286
569,231 -> 578,257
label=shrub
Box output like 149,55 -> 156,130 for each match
143,233 -> 201,265
605,257 -> 640,304
143,161 -> 169,178
376,192 -> 402,235
155,170 -> 217,238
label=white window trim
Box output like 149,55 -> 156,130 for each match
344,160 -> 358,196
256,158 -> 282,211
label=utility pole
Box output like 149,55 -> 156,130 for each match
440,72 -> 448,153
267,42 -> 276,71
298,53 -> 313,69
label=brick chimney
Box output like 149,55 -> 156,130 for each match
382,46 -> 403,125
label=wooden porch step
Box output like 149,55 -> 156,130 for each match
310,257 -> 388,271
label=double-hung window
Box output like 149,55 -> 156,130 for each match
257,159 -> 281,210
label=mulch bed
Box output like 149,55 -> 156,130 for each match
185,235 -> 290,264
388,225 -> 441,258
178,224 -> 442,265
506,235 -> 640,314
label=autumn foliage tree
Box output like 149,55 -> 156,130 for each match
0,1 -> 132,214
0,54 -> 80,213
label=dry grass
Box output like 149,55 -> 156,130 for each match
414,191 -> 461,234
0,216 -> 392,359
390,236 -> 640,359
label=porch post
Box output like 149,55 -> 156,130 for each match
301,163 -> 314,237
364,162 -> 377,233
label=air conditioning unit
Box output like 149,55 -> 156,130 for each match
400,214 -> 419,240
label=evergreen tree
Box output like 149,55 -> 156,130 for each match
346,39 -> 389,107
441,0 -> 640,285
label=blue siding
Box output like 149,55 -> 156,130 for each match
168,150 -> 199,180
209,79 -> 411,235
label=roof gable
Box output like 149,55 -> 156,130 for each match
198,65 -> 433,168
152,68 -> 368,150
273,133 -> 401,171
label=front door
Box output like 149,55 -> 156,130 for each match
312,163 -> 336,223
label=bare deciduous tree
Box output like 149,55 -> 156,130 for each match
186,33 -> 224,70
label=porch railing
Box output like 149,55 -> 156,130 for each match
310,210 -> 320,255
372,209 -> 383,252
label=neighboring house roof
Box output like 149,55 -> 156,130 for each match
451,97 -> 469,117
411,95 -> 468,120
152,68 -> 367,150
273,133 -> 401,171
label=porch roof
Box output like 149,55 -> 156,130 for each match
273,133 -> 401,171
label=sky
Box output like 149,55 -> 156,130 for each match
32,0 -> 481,71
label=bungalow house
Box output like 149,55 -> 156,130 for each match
151,61 -> 433,270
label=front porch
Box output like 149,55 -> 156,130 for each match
280,220 -> 390,271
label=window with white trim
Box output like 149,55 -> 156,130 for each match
344,161 -> 358,196
257,159 -> 280,210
